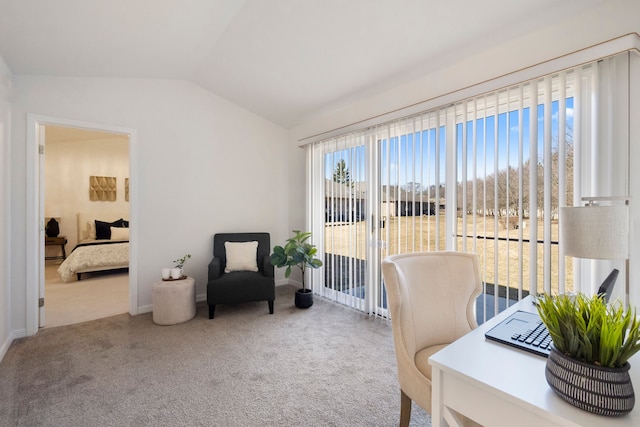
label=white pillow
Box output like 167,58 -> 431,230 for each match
87,220 -> 97,239
110,226 -> 130,240
224,241 -> 259,273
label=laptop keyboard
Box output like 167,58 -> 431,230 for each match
510,319 -> 552,354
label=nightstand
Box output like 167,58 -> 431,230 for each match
45,235 -> 67,260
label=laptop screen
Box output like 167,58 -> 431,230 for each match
597,268 -> 619,302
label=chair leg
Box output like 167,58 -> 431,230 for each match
399,389 -> 411,427
208,304 -> 215,319
268,300 -> 274,314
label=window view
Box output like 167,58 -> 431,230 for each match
453,91 -> 575,319
323,142 -> 368,310
377,123 -> 447,256
312,55 -> 628,321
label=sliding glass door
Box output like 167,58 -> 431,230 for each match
311,133 -> 370,311
311,117 -> 450,317
309,52 -> 632,319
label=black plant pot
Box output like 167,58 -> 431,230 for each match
295,288 -> 313,308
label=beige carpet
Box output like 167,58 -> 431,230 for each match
1,285 -> 431,426
44,262 -> 129,328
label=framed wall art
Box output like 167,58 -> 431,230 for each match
89,175 -> 117,201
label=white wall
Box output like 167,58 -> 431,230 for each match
45,135 -> 129,250
10,77 -> 290,334
0,53 -> 12,359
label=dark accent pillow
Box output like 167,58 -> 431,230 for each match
95,219 -> 126,239
95,220 -> 112,239
112,218 -> 127,228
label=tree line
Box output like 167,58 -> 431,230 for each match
456,140 -> 573,219
331,136 -> 574,220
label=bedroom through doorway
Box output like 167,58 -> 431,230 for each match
43,125 -> 130,328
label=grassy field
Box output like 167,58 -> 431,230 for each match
324,214 -> 572,295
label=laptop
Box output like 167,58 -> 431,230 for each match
596,268 -> 619,301
484,269 -> 619,357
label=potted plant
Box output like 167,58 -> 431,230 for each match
536,293 -> 640,416
171,254 -> 191,279
270,230 -> 323,308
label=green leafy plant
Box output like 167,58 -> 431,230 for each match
270,230 -> 323,291
172,254 -> 191,269
536,293 -> 640,368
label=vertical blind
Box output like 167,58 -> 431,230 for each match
309,52 -> 631,319
310,131 -> 369,312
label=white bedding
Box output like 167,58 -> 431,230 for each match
57,240 -> 129,282
56,211 -> 131,282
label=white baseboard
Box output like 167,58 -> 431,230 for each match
137,304 -> 152,314
0,328 -> 26,363
0,334 -> 11,363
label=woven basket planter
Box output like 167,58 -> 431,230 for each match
545,347 -> 635,416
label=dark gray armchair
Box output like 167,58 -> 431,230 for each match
207,232 -> 275,319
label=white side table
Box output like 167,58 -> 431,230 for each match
152,276 -> 196,325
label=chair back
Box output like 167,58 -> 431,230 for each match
381,251 -> 482,411
383,251 -> 481,358
213,233 -> 270,274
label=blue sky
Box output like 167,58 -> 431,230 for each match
326,97 -> 574,187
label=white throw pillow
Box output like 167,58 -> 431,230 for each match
110,226 -> 130,240
87,220 -> 97,239
224,241 -> 259,273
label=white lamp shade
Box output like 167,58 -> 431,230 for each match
560,206 -> 629,259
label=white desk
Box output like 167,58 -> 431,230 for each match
429,296 -> 640,427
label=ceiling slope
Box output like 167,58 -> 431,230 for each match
0,0 -> 608,128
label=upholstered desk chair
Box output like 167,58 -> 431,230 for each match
381,252 -> 482,427
207,232 -> 275,319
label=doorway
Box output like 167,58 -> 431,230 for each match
26,114 -> 138,335
43,125 -> 130,327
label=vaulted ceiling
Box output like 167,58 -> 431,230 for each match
0,0 -> 607,128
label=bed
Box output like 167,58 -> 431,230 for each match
57,212 -> 130,282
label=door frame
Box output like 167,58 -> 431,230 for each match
26,114 -> 138,335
